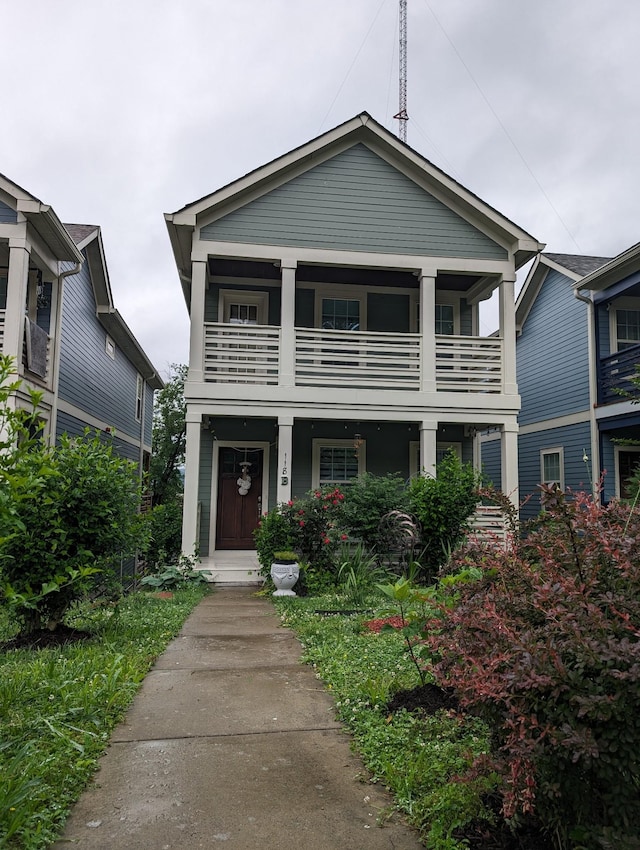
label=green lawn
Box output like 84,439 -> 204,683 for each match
0,588 -> 207,849
275,593 -> 497,848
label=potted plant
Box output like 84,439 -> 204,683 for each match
270,550 -> 300,596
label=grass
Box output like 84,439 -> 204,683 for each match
0,587 -> 207,849
275,591 -> 498,849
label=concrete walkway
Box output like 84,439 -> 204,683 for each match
52,589 -> 423,849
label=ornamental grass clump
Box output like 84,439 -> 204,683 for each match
427,484 -> 640,850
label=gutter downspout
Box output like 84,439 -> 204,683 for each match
574,286 -> 600,498
49,260 -> 82,445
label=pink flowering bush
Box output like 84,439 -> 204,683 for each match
254,486 -> 347,577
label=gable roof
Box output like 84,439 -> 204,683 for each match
65,224 -> 163,390
0,172 -> 83,264
575,240 -> 640,293
516,251 -> 612,329
166,112 -> 543,282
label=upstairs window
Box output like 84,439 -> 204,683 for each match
135,374 -> 143,421
616,308 -> 640,350
321,298 -> 360,331
435,304 -> 455,335
229,303 -> 258,325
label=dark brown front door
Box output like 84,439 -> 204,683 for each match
215,447 -> 263,549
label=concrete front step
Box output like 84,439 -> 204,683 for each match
199,551 -> 264,585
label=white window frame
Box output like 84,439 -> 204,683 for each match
219,289 -> 268,325
313,284 -> 367,331
409,440 -> 462,478
312,438 -> 365,488
105,334 -> 115,359
135,374 -> 143,422
609,297 -> 640,353
540,447 -> 564,489
411,293 -> 461,334
614,444 -> 640,498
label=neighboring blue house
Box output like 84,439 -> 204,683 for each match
166,112 -> 543,582
481,248 -> 640,521
0,174 -> 162,482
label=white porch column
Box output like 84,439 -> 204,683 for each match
499,277 -> 517,395
419,273 -> 436,392
419,420 -> 438,477
279,259 -> 297,388
188,259 -> 207,383
501,420 -> 519,510
181,410 -> 202,557
276,415 -> 294,505
4,240 -> 30,365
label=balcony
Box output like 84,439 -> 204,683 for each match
599,346 -> 640,405
203,323 -> 505,394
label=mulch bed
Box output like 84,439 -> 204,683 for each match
1,624 -> 93,651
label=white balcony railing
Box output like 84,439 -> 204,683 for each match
295,327 -> 421,390
436,335 -> 503,393
203,323 -> 504,393
204,323 -> 280,384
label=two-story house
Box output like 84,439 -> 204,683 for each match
166,113 -> 543,582
0,173 -> 162,484
482,247 -> 640,521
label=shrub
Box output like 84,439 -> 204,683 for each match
409,450 -> 480,581
255,487 -> 347,579
144,499 -> 184,570
1,431 -> 148,634
427,485 -> 640,848
341,472 -> 409,551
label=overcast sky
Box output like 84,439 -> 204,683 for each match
2,0 -> 639,377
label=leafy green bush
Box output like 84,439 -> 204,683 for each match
428,485 -> 640,848
409,450 -> 480,581
144,499 -> 184,570
140,558 -> 212,590
341,472 -> 409,551
1,432 -> 148,634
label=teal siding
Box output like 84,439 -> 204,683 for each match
198,432 -> 213,556
596,303 -> 611,357
517,269 -> 590,427
0,201 -> 16,223
368,293 -> 410,332
460,301 -> 473,335
202,144 -> 507,260
58,259 -> 148,441
518,422 -> 592,522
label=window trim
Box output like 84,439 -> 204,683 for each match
105,334 -> 115,359
609,298 -> 640,353
219,289 -> 268,325
312,438 -> 365,488
135,374 -> 143,422
540,447 -> 564,489
313,284 -> 367,331
614,444 -> 640,498
410,293 -> 461,334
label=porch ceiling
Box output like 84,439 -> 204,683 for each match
208,257 -> 482,292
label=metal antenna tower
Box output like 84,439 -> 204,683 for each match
394,0 -> 408,142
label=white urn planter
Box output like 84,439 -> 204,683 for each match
270,554 -> 300,596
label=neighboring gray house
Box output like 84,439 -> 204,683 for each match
481,248 -> 640,521
0,173 -> 162,480
166,112 -> 543,582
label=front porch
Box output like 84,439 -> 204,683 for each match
199,550 -> 263,586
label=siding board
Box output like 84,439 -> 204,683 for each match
202,144 -> 507,260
